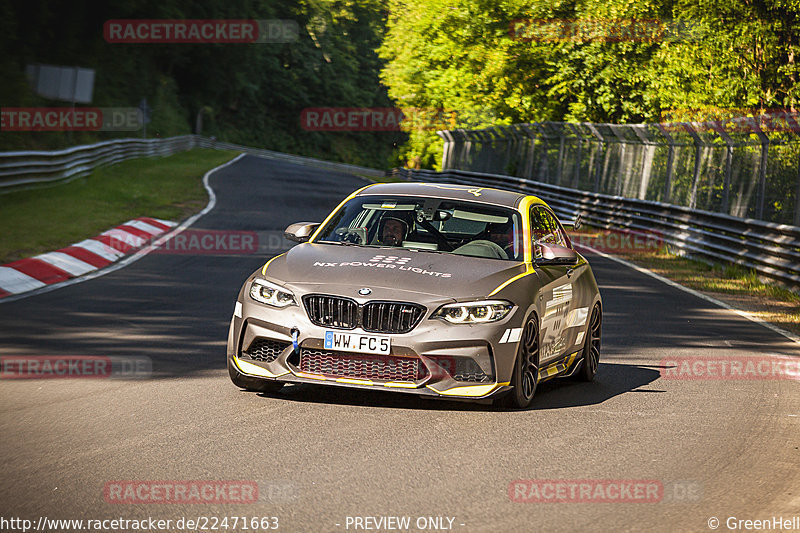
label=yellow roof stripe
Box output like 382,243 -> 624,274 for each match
308,183 -> 375,243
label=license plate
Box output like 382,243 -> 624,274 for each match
324,331 -> 391,355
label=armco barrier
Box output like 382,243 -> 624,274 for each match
393,167 -> 800,287
0,135 -> 384,191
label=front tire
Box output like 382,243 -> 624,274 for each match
495,315 -> 539,409
576,303 -> 601,382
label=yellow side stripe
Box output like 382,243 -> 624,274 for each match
426,382 -> 509,397
384,381 -> 419,388
565,351 -> 578,369
336,377 -> 374,386
538,351 -> 580,380
296,371 -> 327,380
488,264 -> 535,297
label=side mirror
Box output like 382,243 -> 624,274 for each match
561,213 -> 582,231
284,222 -> 320,243
536,243 -> 579,266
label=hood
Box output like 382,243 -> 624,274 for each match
260,243 -> 529,301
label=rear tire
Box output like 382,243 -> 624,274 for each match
495,316 -> 539,409
576,304 -> 601,382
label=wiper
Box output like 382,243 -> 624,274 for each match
321,240 -> 360,246
407,247 -> 446,254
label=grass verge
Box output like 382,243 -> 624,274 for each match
0,149 -> 237,264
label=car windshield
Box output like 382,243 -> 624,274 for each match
315,196 -> 524,261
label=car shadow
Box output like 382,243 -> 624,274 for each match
252,362 -> 662,412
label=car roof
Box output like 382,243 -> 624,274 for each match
354,181 -> 542,209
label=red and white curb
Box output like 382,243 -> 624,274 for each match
0,217 -> 176,298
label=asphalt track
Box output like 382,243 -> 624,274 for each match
1,154 -> 799,533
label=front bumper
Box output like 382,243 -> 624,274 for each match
226,294 -> 523,399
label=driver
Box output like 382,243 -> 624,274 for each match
379,217 -> 408,246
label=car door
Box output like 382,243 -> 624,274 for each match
531,206 -> 574,365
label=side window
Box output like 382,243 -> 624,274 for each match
542,209 -> 570,248
530,206 -> 568,257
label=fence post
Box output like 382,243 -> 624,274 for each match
682,123 -> 702,209
631,124 -> 653,200
521,124 -> 537,179
795,152 -> 800,226
532,123 -> 550,182
569,123 -> 583,188
710,122 -> 734,214
745,119 -> 771,220
437,130 -> 452,170
585,123 -> 605,193
656,124 -> 676,204
555,124 -> 566,186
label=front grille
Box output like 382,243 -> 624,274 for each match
362,302 -> 425,334
452,370 -> 491,383
299,348 -> 426,382
242,338 -> 290,363
303,295 -> 425,334
303,295 -> 359,329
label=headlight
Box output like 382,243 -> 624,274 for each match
432,300 -> 514,324
249,279 -> 297,308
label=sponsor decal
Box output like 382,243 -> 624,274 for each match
312,256 -> 451,278
419,184 -> 485,197
499,328 -> 523,344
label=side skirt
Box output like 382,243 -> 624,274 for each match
538,349 -> 582,382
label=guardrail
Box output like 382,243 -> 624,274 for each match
0,135 -> 384,191
393,167 -> 800,287
0,136 -> 201,189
